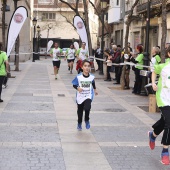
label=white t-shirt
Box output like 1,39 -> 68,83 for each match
72,73 -> 95,104
51,48 -> 62,61
66,48 -> 75,60
77,48 -> 88,61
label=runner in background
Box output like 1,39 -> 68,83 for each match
76,42 -> 89,73
65,44 -> 75,74
148,46 -> 170,165
50,42 -> 63,80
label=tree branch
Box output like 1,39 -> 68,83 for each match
59,0 -> 80,15
88,0 -> 109,34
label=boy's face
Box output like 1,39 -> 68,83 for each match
82,62 -> 90,73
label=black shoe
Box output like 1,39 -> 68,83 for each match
108,79 -> 111,81
113,82 -> 120,84
104,79 -> 109,81
113,78 -> 116,80
0,99 -> 3,102
68,67 -> 70,71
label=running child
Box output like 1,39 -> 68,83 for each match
72,60 -> 98,130
148,46 -> 170,165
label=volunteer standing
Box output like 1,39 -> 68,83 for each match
0,43 -> 9,102
65,44 -> 75,74
50,42 -> 63,80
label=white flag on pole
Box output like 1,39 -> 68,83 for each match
47,40 -> 53,52
73,16 -> 89,51
6,6 -> 28,57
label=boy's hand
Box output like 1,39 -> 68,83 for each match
152,83 -> 158,91
94,89 -> 98,95
77,87 -> 83,93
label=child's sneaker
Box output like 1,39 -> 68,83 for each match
161,152 -> 170,165
148,131 -> 155,150
85,121 -> 90,129
77,123 -> 82,131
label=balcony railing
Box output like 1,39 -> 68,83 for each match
136,0 -> 161,13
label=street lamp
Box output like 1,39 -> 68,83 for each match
36,25 -> 41,60
32,17 -> 37,62
99,0 -> 107,75
45,23 -> 52,59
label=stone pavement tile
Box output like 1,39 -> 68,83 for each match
62,142 -> 102,153
4,103 -> 54,111
91,103 -> 127,112
66,164 -> 112,170
0,147 -> 66,170
101,146 -> 169,170
63,152 -> 109,165
0,112 -> 57,124
60,132 -> 96,142
10,96 -> 53,102
90,112 -> 145,126
0,126 -> 60,142
15,89 -> 52,94
91,126 -> 162,142
17,85 -> 50,89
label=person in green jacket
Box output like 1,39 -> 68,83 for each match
130,44 -> 144,94
0,43 -> 9,102
148,46 -> 170,165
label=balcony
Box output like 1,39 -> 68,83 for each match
136,0 -> 161,13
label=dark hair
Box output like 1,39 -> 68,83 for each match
137,44 -> 143,53
117,45 -> 121,48
156,45 -> 160,49
165,46 -> 170,58
82,42 -> 86,45
82,59 -> 91,66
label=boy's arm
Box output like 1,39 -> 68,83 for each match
92,79 -> 98,95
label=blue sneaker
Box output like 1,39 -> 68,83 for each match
148,131 -> 155,150
77,123 -> 82,131
85,121 -> 90,129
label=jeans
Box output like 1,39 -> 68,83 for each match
134,68 -> 142,93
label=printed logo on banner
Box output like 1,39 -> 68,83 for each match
14,13 -> 24,23
77,21 -> 84,29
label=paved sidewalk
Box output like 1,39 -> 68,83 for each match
0,58 -> 168,170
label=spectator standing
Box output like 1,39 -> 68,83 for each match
104,49 -> 112,81
111,45 -> 121,84
94,45 -> 101,71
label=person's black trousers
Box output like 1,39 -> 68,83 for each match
77,99 -> 92,124
0,76 -> 5,99
96,59 -> 100,70
107,66 -> 111,80
152,106 -> 170,145
134,68 -> 142,93
115,67 -> 119,82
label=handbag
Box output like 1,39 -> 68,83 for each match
132,65 -> 136,71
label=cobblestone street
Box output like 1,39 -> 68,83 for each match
0,58 -> 168,170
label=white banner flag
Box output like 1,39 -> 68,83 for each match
47,40 -> 53,52
6,6 -> 28,57
73,16 -> 89,51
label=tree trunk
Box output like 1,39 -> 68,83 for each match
120,21 -> 130,90
83,0 -> 92,55
161,0 -> 167,63
14,0 -> 20,71
2,0 -> 6,51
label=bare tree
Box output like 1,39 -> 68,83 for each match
120,0 -> 140,89
161,0 -> 168,63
